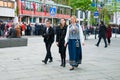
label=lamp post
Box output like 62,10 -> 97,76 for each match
114,0 -> 117,38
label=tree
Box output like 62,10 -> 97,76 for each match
69,0 -> 96,24
98,0 -> 120,26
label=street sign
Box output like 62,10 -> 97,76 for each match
94,11 -> 99,18
50,7 -> 56,16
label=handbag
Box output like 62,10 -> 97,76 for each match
76,39 -> 79,47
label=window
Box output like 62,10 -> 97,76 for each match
64,8 -> 66,14
0,1 -> 14,9
46,4 -> 50,13
36,3 -> 40,12
57,6 -> 60,14
85,11 -> 88,19
8,2 -> 14,8
80,11 -> 83,18
0,1 -> 3,6
66,8 -> 70,15
25,1 -> 31,10
4,1 -> 7,7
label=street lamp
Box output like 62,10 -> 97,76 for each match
114,0 -> 117,38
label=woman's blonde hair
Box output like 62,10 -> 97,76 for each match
70,15 -> 77,23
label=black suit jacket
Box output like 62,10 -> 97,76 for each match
99,24 -> 107,38
42,26 -> 54,43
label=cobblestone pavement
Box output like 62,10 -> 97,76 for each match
0,35 -> 120,80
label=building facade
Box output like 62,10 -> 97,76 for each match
0,0 -> 16,22
17,0 -> 72,25
105,0 -> 120,25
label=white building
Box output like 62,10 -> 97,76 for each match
0,0 -> 16,22
104,0 -> 120,25
76,10 -> 91,27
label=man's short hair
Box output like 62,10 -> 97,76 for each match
46,20 -> 51,23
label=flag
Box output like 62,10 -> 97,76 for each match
32,2 -> 36,14
43,4 -> 46,15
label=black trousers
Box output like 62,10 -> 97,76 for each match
44,42 -> 53,62
59,44 -> 66,64
107,38 -> 111,44
97,36 -> 107,46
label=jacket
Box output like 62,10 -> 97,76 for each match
42,26 -> 54,43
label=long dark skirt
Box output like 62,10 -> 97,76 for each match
68,39 -> 82,67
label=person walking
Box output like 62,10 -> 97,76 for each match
15,23 -> 21,38
64,16 -> 85,70
106,24 -> 112,45
96,21 -> 107,48
42,20 -> 54,64
56,19 -> 67,67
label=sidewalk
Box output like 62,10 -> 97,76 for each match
0,36 -> 120,80
87,33 -> 120,39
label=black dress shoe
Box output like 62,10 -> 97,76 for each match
95,44 -> 99,47
62,64 -> 66,67
69,67 -> 74,70
49,60 -> 53,63
104,46 -> 107,48
42,60 -> 47,64
60,63 -> 63,66
75,64 -> 78,67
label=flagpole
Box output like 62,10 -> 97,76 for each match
52,16 -> 53,27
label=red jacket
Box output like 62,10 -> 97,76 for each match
106,27 -> 112,38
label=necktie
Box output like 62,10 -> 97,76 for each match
46,28 -> 48,34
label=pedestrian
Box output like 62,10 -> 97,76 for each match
56,19 -> 67,67
20,22 -> 26,36
15,23 -> 21,38
96,21 -> 107,48
42,20 -> 54,64
106,24 -> 112,45
7,24 -> 16,38
26,23 -> 32,35
64,16 -> 85,70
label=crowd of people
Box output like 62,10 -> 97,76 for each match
0,21 -> 46,38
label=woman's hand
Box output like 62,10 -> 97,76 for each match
56,42 -> 59,46
82,43 -> 85,46
64,43 -> 67,47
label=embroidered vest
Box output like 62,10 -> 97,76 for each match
69,24 -> 80,39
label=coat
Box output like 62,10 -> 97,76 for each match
42,26 -> 54,44
98,24 -> 107,38
106,27 -> 112,38
56,25 -> 67,45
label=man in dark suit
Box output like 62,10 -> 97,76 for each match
42,20 -> 54,64
96,21 -> 107,48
